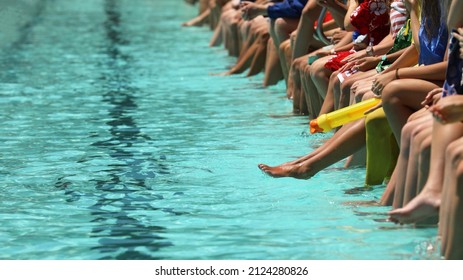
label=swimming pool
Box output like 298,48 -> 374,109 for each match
0,0 -> 440,259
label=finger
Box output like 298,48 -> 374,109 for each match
357,63 -> 367,71
453,30 -> 463,42
341,55 -> 352,63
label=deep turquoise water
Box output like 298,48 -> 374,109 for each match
0,0 -> 440,259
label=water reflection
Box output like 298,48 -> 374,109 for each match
86,0 -> 172,259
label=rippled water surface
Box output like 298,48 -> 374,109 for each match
0,0 -> 440,259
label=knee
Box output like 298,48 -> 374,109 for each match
249,21 -> 259,34
294,55 -> 308,70
256,27 -> 270,40
340,79 -> 351,94
274,18 -> 286,33
309,61 -> 326,80
290,30 -> 297,42
410,125 -> 431,144
303,64 -> 312,76
339,80 -> 351,99
401,121 -> 416,143
381,80 -> 403,107
302,3 -> 320,20
329,71 -> 339,85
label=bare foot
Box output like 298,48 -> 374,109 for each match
209,71 -> 231,76
181,20 -> 203,27
388,189 -> 440,224
257,163 -> 313,179
286,88 -> 293,99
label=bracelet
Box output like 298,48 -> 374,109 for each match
395,68 -> 400,79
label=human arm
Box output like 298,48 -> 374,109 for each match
404,0 -> 421,52
429,94 -> 463,123
447,0 -> 463,31
342,34 -> 394,63
317,0 -> 349,29
371,61 -> 447,96
240,1 -> 270,20
421,87 -> 443,108
344,0 -> 359,32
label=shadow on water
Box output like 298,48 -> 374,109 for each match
66,0 -> 175,259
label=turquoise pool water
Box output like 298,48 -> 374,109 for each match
0,0 -> 440,260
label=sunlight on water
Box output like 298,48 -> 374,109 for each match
0,0 -> 439,259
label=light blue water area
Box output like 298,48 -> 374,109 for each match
0,0 -> 440,259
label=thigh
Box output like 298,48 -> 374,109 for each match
382,79 -> 442,111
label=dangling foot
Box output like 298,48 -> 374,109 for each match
257,163 -> 313,179
181,19 -> 203,27
286,88 -> 293,100
388,189 -> 441,224
210,71 -> 231,76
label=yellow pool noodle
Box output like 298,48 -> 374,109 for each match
310,98 -> 381,134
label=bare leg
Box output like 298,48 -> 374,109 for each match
269,17 -> 299,84
401,125 -> 432,206
382,79 -> 442,144
390,114 -> 432,208
440,136 -> 463,259
221,9 -> 240,55
210,21 -> 223,47
380,168 -> 396,206
338,70 -> 376,109
292,0 -> 324,60
268,119 -> 362,168
182,8 -> 211,27
301,63 -> 323,117
281,39 -> 293,81
258,119 -> 366,179
290,54 -> 310,111
310,57 -> 332,100
225,22 -> 269,75
389,121 -> 463,224
318,71 -> 338,115
246,29 -> 269,76
301,56 -> 331,116
263,38 -> 284,86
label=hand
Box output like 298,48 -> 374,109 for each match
453,28 -> 463,60
330,29 -> 348,44
341,50 -> 367,64
338,60 -> 356,72
240,2 -> 266,20
371,71 -> 396,97
354,56 -> 381,72
429,95 -> 463,123
421,88 -> 443,109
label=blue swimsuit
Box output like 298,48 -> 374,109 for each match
418,19 -> 448,66
267,0 -> 307,19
